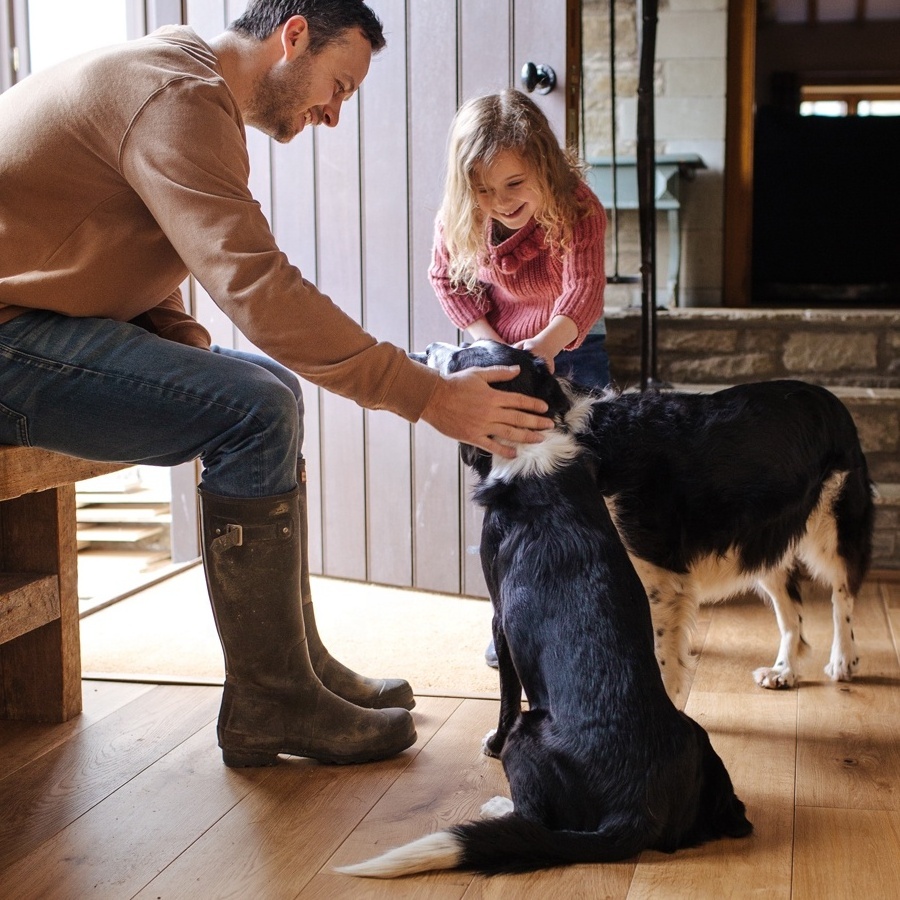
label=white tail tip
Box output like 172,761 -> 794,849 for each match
335,832 -> 462,879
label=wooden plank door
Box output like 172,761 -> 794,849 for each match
167,1 -> 572,597
405,0 -> 571,597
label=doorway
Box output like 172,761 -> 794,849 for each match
724,0 -> 900,308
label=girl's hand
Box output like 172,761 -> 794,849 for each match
513,338 -> 556,373
513,316 -> 578,374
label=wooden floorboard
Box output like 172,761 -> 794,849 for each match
0,578 -> 898,899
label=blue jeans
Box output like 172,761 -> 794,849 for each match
553,333 -> 611,390
0,310 -> 303,498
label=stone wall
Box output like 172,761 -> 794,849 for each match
606,308 -> 900,389
582,0 -> 727,308
872,486 -> 899,572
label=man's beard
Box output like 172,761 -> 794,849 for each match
245,56 -> 313,144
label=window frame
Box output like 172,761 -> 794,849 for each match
800,82 -> 900,116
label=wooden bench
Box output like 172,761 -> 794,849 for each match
0,446 -> 126,722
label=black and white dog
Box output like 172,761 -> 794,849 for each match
452,341 -> 874,702
337,341 -> 752,877
575,355 -> 872,700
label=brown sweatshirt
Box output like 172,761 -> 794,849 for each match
0,26 -> 438,421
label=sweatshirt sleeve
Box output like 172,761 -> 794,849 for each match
552,185 -> 607,349
428,220 -> 490,330
129,285 -> 212,349
119,77 -> 439,422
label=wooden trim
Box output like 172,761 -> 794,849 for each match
0,0 -> 12,91
869,568 -> 900,583
723,0 -> 757,308
565,0 -> 581,151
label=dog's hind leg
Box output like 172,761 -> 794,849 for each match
753,569 -> 808,689
799,472 -> 863,683
483,613 -> 522,758
823,580 -> 858,682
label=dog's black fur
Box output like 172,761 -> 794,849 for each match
442,341 -> 875,701
338,341 -> 752,878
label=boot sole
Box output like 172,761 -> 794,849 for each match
221,727 -> 418,768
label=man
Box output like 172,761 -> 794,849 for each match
0,0 -> 551,767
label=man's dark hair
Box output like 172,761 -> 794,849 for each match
229,0 -> 385,54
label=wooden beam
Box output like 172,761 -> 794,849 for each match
0,574 -> 59,644
723,0 -> 757,307
0,446 -> 124,500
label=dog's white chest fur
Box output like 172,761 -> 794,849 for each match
489,391 -> 597,482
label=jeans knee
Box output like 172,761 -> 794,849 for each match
202,372 -> 300,497
255,377 -> 301,448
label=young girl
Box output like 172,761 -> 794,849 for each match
431,90 -> 610,668
430,89 -> 609,390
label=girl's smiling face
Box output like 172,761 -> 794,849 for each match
472,150 -> 542,231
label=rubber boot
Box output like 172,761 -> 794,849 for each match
298,461 -> 415,710
199,486 -> 416,767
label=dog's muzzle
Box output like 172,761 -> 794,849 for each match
408,341 -> 464,374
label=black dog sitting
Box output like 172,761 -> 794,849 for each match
337,341 -> 751,877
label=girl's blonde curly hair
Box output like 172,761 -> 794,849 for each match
439,90 -> 587,292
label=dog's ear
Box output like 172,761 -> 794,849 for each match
501,352 -> 571,422
532,358 -> 572,421
460,442 -> 492,478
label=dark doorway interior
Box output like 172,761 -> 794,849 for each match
752,107 -> 900,307
751,13 -> 900,308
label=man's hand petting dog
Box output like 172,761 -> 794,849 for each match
419,364 -> 552,459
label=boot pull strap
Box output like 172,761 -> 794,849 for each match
210,519 -> 294,553
211,523 -> 243,552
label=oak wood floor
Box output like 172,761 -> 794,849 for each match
1,578 -> 899,899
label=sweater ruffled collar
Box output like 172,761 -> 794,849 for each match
485,217 -> 547,274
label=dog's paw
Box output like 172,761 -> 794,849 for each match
753,664 -> 798,690
480,796 -> 514,819
824,653 -> 859,682
481,729 -> 504,758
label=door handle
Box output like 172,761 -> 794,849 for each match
520,62 -> 556,95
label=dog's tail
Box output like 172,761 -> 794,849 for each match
335,812 -> 646,878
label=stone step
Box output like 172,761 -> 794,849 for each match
828,386 -> 900,486
606,307 -> 900,388
873,483 -> 899,572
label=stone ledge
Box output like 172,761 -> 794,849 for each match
873,482 -> 900,570
606,306 -> 899,388
605,306 -> 900,325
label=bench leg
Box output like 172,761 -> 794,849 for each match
0,486 -> 82,722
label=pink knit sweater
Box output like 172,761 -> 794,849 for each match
429,181 -> 606,349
